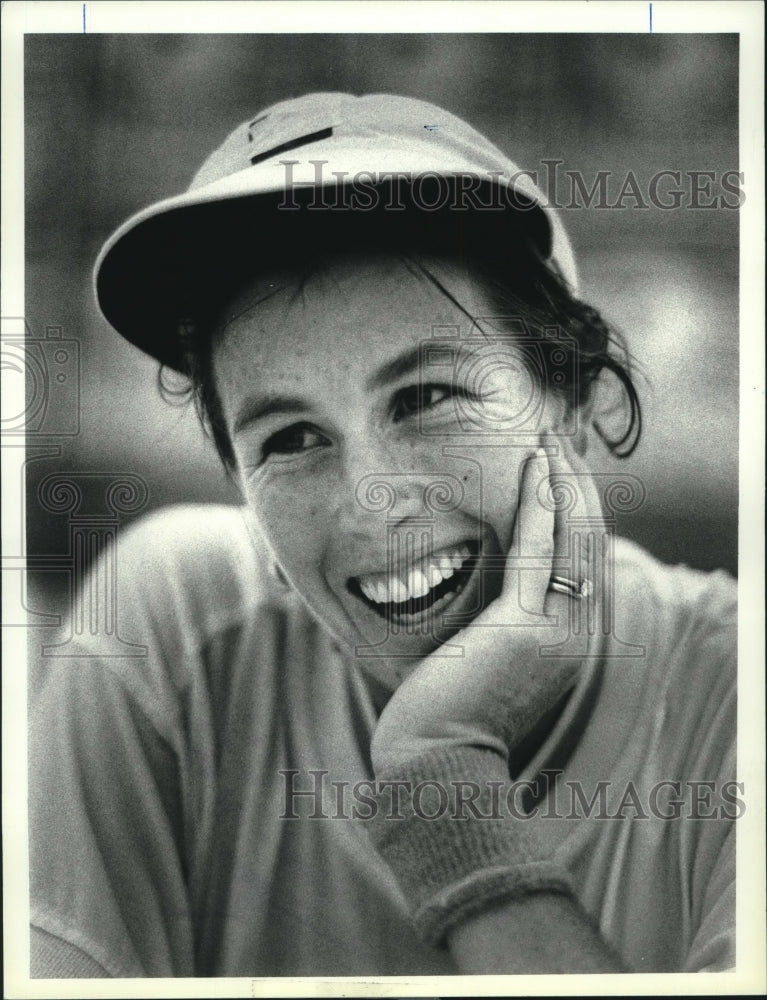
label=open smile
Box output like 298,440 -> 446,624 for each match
347,539 -> 481,626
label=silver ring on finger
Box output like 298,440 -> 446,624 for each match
549,575 -> 593,600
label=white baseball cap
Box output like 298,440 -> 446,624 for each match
95,92 -> 577,370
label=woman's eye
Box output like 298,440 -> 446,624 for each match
262,424 -> 329,460
393,383 -> 452,421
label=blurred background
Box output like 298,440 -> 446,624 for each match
22,33 -> 739,620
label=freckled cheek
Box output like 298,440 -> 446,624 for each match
244,480 -> 331,579
397,438 -> 531,547
469,448 -> 537,550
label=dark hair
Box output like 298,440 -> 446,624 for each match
160,192 -> 642,472
466,255 -> 643,458
161,327 -> 237,472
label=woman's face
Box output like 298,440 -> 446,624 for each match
212,252 -> 568,690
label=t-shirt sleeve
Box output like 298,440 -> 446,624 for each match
28,504 -> 265,977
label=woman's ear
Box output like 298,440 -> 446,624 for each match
571,424 -> 589,457
551,395 -> 594,457
574,393 -> 597,456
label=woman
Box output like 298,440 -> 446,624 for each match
30,93 -> 736,977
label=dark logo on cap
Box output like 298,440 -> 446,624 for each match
248,124 -> 334,167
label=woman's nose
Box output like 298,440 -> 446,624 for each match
356,472 -> 428,515
332,436 -> 463,533
329,435 -> 423,526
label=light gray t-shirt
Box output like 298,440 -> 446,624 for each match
29,504 -> 737,976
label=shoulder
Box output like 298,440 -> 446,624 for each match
120,501 -> 261,583
35,504 -> 293,704
613,537 -> 736,641
610,538 -> 736,764
32,503 -> 304,743
115,502 -> 282,642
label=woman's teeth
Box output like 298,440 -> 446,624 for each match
356,543 -> 473,605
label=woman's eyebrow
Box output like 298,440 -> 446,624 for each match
233,394 -> 308,435
366,345 -> 424,391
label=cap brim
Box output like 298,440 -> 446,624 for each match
95,154 -> 563,372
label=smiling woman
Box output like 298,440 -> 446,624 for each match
29,92 -> 736,978
213,253 -> 529,669
200,245 -> 634,674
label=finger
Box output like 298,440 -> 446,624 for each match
502,447 -> 554,615
544,439 -> 607,642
